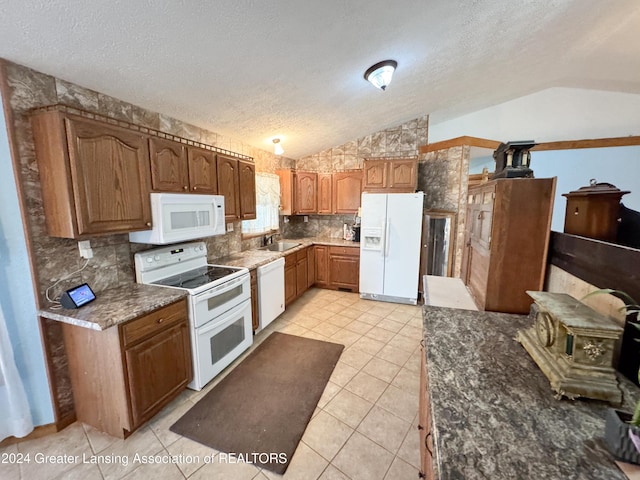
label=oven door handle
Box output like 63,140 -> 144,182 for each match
197,299 -> 250,335
195,273 -> 248,302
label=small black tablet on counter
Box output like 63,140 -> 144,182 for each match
60,283 -> 96,309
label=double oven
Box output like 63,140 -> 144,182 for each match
135,242 -> 252,390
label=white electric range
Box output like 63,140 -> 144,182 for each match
134,241 -> 252,390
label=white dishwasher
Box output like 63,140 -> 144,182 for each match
257,257 -> 285,330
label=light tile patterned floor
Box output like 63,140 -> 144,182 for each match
2,289 -> 422,479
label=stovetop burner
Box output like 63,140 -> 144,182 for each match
152,265 -> 241,290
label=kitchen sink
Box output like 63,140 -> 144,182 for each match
260,241 -> 301,252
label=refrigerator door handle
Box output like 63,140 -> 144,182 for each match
384,218 -> 391,257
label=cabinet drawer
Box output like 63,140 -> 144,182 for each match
329,245 -> 360,257
121,299 -> 187,347
296,247 -> 308,262
284,252 -> 297,268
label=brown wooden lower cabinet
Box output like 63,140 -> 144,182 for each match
312,244 -> 360,292
419,341 -> 435,479
284,252 -> 298,306
250,268 -> 259,331
328,246 -> 360,292
62,299 -> 191,438
285,247 -> 312,306
314,245 -> 329,288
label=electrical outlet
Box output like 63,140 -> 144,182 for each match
226,223 -> 234,232
78,240 -> 93,259
284,216 -> 290,224
303,216 -> 308,222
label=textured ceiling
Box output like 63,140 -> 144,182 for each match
1,0 -> 639,159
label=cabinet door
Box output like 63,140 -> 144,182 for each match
250,269 -> 259,331
317,173 -> 333,214
333,171 -> 362,214
284,264 -> 297,306
315,246 -> 329,287
419,342 -> 435,479
239,160 -> 257,220
388,159 -> 417,192
124,320 -> 191,428
307,246 -> 316,288
295,172 -> 317,214
188,147 -> 217,194
296,250 -> 308,297
277,169 -> 294,216
65,116 -> 152,235
329,254 -> 359,291
216,154 -> 240,221
149,137 -> 188,192
363,161 -> 387,191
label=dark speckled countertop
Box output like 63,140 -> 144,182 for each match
39,283 -> 187,331
422,305 -> 635,480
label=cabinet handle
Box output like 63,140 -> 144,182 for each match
183,185 -> 188,190
425,431 -> 432,456
193,186 -> 198,191
146,222 -> 152,227
418,473 -> 426,479
417,424 -> 424,431
157,318 -> 164,324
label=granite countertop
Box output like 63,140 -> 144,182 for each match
39,283 -> 187,331
216,236 -> 360,270
422,305 -> 636,480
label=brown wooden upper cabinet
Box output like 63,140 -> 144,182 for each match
295,172 -> 318,214
31,110 -> 152,238
317,173 -> 333,214
363,159 -> 417,193
216,155 -> 257,221
276,169 -> 294,216
238,160 -> 257,220
276,169 -> 318,215
333,170 -> 363,214
187,146 -> 217,194
149,138 -> 217,194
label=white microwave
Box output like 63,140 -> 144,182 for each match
129,193 -> 226,244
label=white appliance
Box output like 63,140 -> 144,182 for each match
129,193 -> 225,244
134,241 -> 252,390
359,192 -> 424,305
257,258 -> 285,330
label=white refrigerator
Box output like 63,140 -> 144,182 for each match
359,192 -> 424,305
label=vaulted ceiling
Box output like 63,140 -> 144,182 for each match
1,0 -> 639,158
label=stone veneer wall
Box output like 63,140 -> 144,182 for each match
281,115 -> 429,238
0,59 -> 290,422
418,146 -> 471,277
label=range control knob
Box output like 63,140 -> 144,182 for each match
146,257 -> 153,263
154,255 -> 160,261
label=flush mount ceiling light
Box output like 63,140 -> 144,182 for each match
272,138 -> 284,155
364,60 -> 398,91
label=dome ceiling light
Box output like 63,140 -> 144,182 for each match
364,60 -> 398,91
272,138 -> 284,155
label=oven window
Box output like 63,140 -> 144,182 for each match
208,285 -> 242,311
170,210 -> 211,229
210,316 -> 246,364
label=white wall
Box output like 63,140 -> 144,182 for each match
0,91 -> 54,426
532,146 -> 640,232
429,87 -> 640,144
